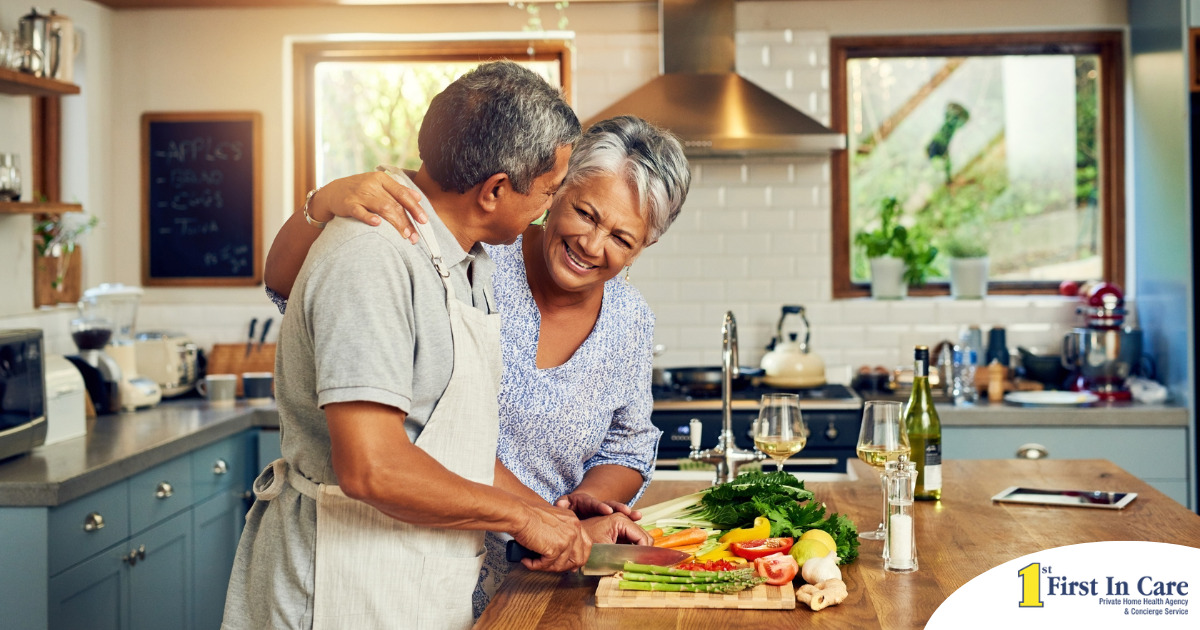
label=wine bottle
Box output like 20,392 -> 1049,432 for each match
905,345 -> 943,500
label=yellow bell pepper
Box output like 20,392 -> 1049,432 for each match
695,542 -> 732,562
718,516 -> 771,544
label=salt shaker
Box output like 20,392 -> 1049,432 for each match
884,459 -> 918,572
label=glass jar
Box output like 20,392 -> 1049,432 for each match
0,153 -> 21,201
884,459 -> 918,572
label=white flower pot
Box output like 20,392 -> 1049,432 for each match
869,256 -> 907,299
949,256 -> 989,299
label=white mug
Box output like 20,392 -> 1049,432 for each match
242,372 -> 274,405
197,373 -> 237,408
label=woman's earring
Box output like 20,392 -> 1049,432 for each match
624,266 -> 631,281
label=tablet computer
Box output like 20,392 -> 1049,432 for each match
992,486 -> 1137,510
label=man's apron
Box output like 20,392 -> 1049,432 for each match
254,195 -> 502,629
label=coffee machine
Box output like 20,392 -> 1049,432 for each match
67,284 -> 162,412
1061,282 -> 1140,401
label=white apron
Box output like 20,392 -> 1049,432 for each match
255,198 -> 502,630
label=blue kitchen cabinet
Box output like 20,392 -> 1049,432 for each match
193,491 -> 246,630
943,426 -> 1190,506
48,509 -> 192,630
0,431 -> 256,630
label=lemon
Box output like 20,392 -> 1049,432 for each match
799,529 -> 837,555
789,539 -> 830,567
719,516 -> 771,544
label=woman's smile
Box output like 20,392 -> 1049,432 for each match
562,240 -> 600,272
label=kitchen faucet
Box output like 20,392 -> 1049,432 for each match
688,311 -> 766,486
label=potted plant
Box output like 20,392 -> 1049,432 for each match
34,212 -> 98,303
942,228 -> 989,299
854,197 -> 938,299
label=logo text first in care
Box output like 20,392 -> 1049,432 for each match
1018,563 -> 1189,608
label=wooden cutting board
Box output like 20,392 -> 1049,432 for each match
595,576 -> 796,609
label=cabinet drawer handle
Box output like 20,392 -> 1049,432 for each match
1016,443 -> 1049,460
212,459 -> 229,476
83,512 -> 105,532
137,544 -> 146,561
824,421 -> 838,441
123,549 -> 138,566
155,481 -> 174,499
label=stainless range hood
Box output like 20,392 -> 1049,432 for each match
583,0 -> 846,156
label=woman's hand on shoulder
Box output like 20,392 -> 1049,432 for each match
556,492 -> 641,521
581,513 -> 654,546
316,171 -> 427,244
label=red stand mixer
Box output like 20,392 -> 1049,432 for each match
1061,282 -> 1142,401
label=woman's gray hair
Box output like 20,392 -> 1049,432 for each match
419,60 -> 581,194
563,116 -> 690,243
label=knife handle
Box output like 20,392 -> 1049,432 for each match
505,539 -> 541,562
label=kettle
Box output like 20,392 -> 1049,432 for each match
760,305 -> 826,388
17,8 -> 48,77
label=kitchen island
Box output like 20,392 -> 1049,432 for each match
476,458 -> 1200,629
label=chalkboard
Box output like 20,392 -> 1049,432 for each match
141,111 -> 262,286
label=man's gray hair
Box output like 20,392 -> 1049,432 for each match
419,60 -> 580,194
563,116 -> 691,243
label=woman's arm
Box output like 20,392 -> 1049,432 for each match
264,171 -> 428,298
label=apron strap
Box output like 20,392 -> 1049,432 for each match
375,165 -> 458,302
252,457 -> 321,501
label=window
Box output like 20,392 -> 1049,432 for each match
830,32 -> 1124,297
292,40 -> 571,209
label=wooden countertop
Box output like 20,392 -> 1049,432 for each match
476,459 -> 1200,629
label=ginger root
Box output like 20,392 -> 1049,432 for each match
795,578 -> 848,611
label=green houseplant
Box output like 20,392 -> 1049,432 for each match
34,212 -> 98,290
941,222 -> 989,299
854,197 -> 938,298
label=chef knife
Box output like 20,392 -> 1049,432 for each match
244,318 -> 257,358
505,540 -> 690,576
258,317 -> 273,352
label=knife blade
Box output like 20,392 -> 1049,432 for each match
505,540 -> 690,576
244,318 -> 257,358
258,318 -> 273,352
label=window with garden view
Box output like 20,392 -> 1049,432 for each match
830,33 -> 1124,297
292,40 -> 570,209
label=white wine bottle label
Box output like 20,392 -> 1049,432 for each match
924,464 -> 942,491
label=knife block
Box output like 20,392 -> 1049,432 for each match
206,343 -> 276,396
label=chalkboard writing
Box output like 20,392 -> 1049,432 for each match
141,112 -> 262,287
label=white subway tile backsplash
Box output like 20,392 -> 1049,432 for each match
725,279 -> 774,302
724,187 -> 771,209
747,163 -> 794,185
745,210 -> 795,232
695,207 -> 747,232
769,279 -> 821,302
770,186 -> 822,209
725,233 -> 769,256
700,256 -> 750,280
700,163 -> 748,185
740,69 -> 792,93
736,30 -> 794,46
683,186 -> 723,209
677,280 -> 727,302
746,256 -> 796,279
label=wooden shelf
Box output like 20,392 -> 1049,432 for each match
0,68 -> 81,97
0,201 -> 83,215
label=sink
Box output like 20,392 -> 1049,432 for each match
651,464 -> 859,483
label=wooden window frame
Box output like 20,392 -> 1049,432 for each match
830,31 -> 1125,298
291,40 -> 573,214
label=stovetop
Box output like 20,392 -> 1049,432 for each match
652,382 -> 862,411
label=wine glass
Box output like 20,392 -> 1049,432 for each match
752,393 -> 807,472
855,400 -> 910,540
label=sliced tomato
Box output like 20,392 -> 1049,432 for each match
753,553 -> 800,586
730,537 -> 795,560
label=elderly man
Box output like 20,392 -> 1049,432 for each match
222,61 -> 592,630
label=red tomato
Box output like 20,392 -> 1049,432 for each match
753,553 -> 799,586
1058,280 -> 1080,297
730,537 -> 794,560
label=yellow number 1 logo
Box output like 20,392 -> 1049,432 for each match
1018,563 -> 1044,607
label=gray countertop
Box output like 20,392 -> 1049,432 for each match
0,400 -> 280,508
3,396 -> 1186,508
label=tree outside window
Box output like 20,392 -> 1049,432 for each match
831,33 -> 1124,297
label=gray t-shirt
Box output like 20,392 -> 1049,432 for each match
222,177 -> 496,629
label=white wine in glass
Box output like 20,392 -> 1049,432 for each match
753,393 -> 807,472
856,400 -> 910,540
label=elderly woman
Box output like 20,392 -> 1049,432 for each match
266,115 -> 690,614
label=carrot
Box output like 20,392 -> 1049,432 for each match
653,527 -> 708,549
645,528 -> 664,539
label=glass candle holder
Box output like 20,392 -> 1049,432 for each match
884,459 -> 918,572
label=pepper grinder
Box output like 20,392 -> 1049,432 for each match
0,153 -> 20,201
884,459 -> 918,572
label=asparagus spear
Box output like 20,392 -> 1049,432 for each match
618,579 -> 764,594
621,571 -> 760,584
621,562 -> 752,579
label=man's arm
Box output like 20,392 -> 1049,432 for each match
326,401 -> 590,572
